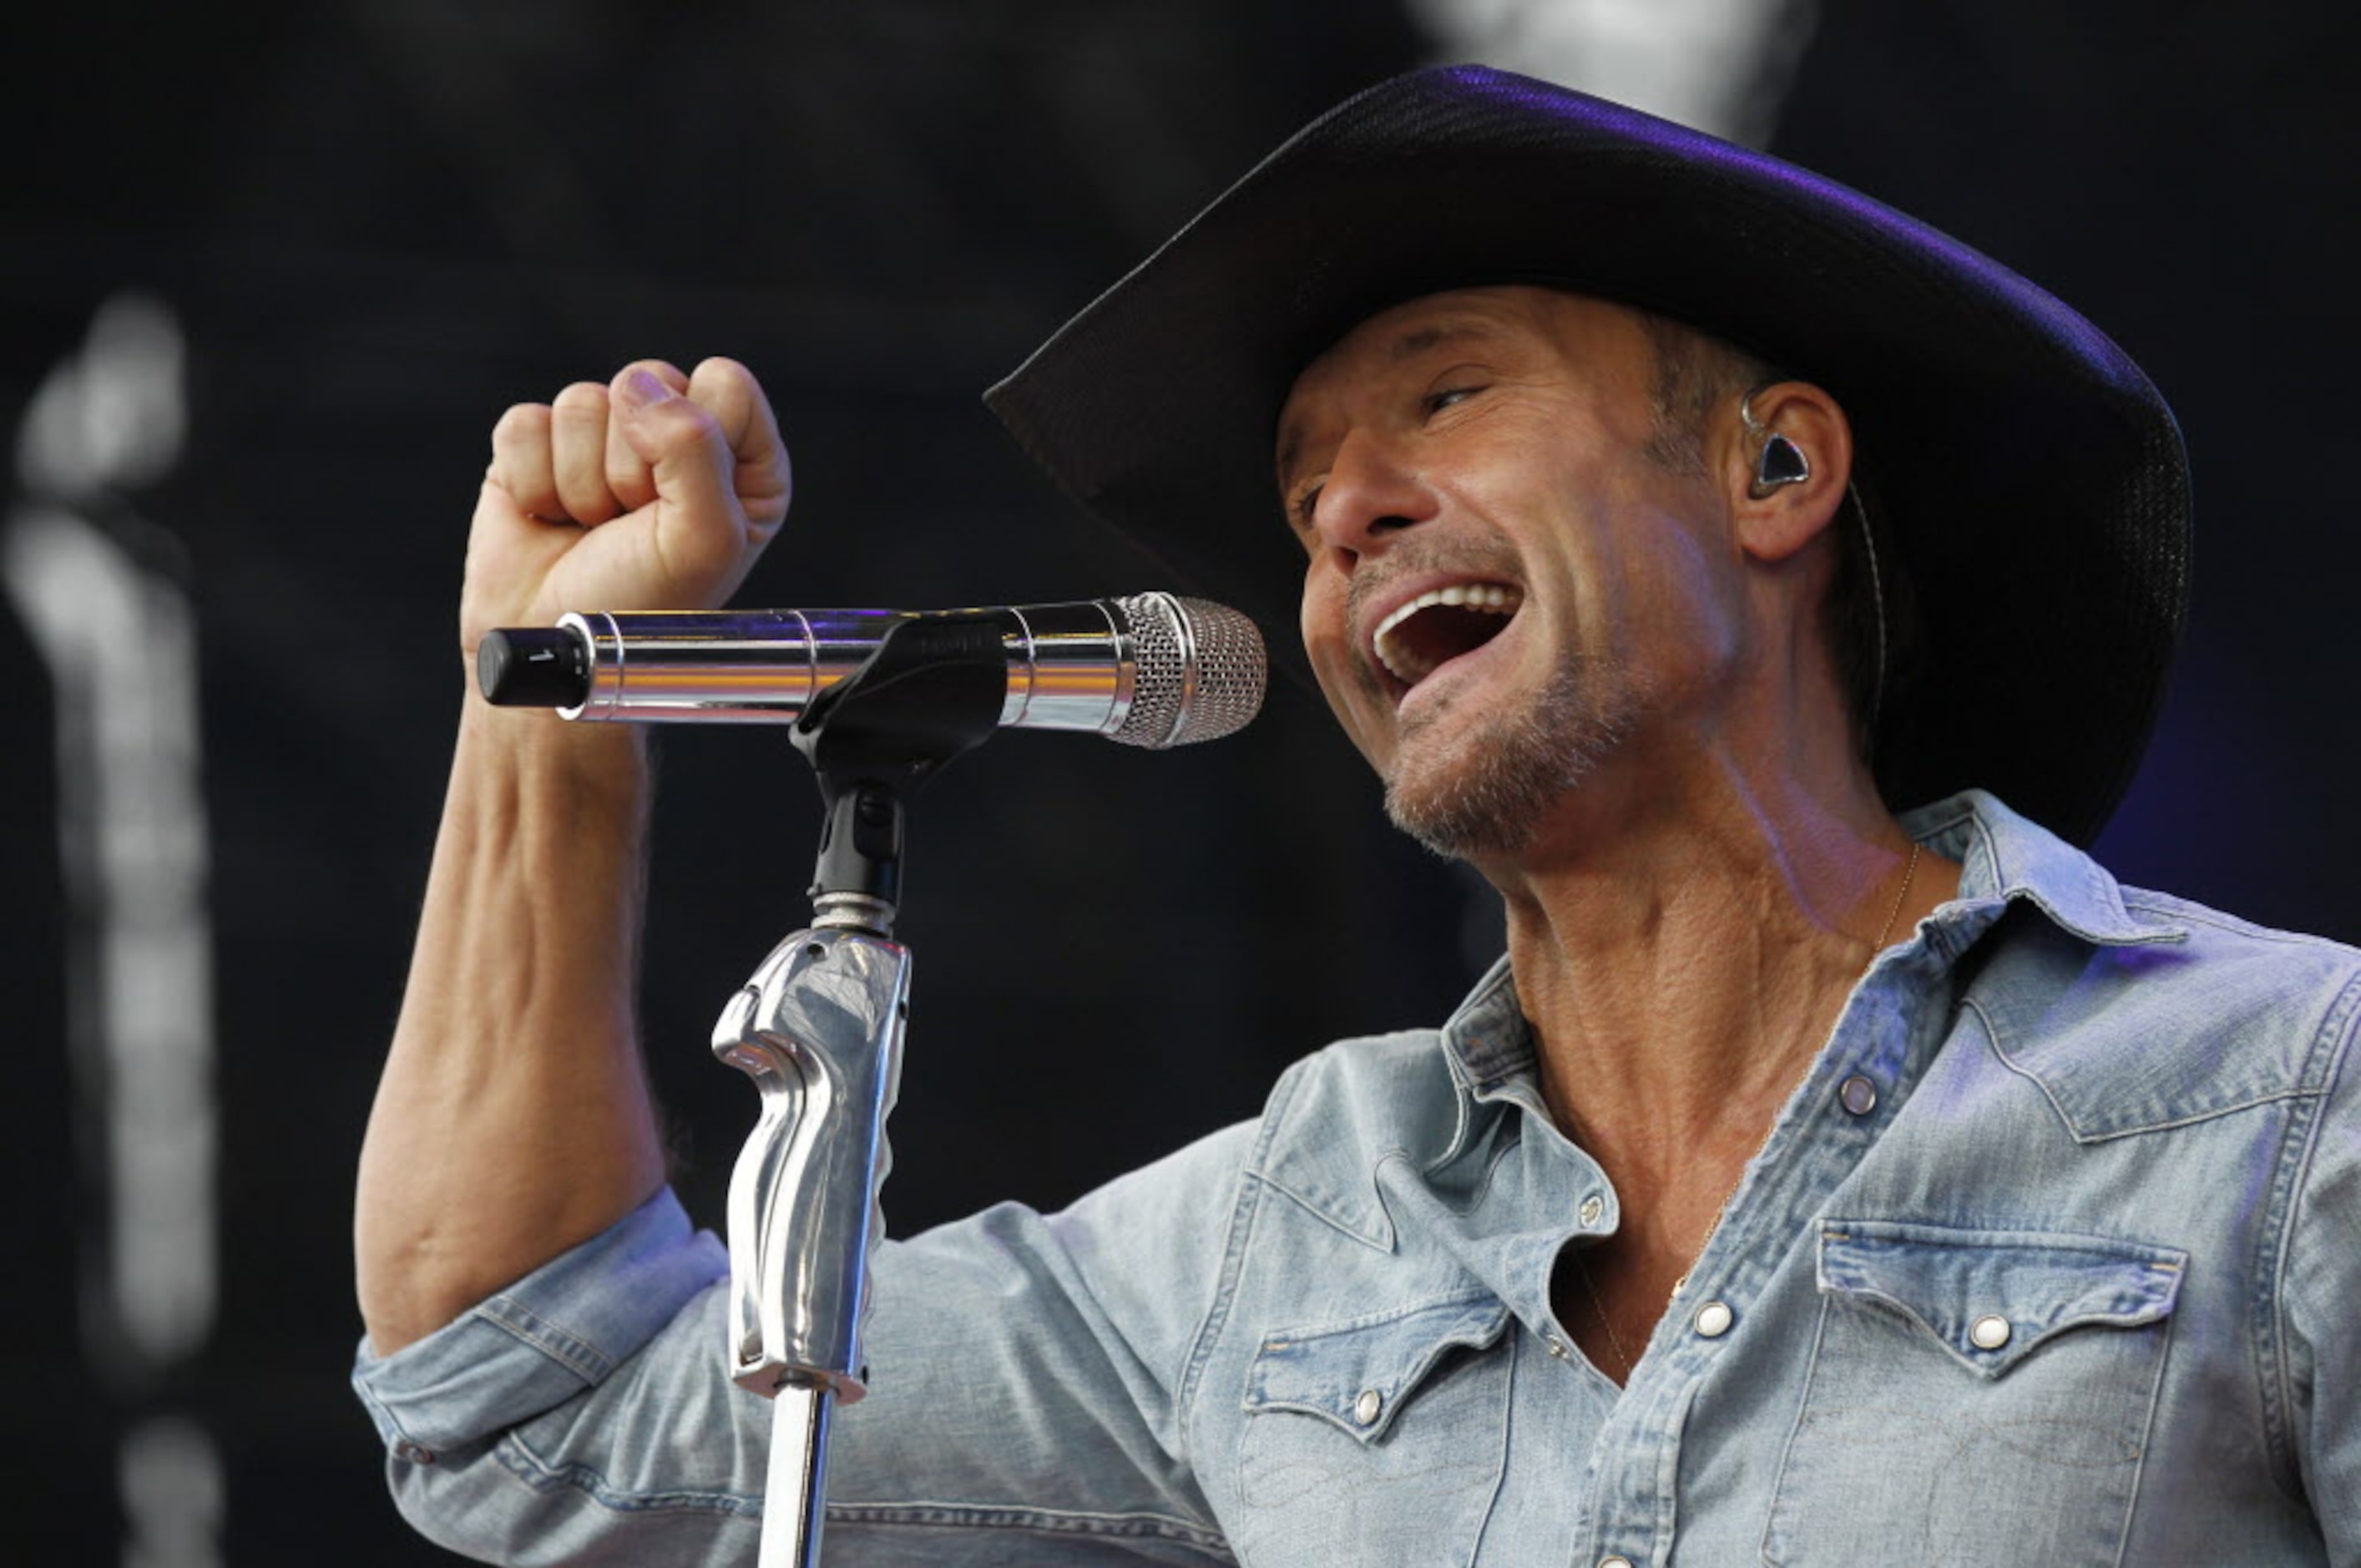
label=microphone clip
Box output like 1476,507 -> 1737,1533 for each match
790,612 -> 1009,932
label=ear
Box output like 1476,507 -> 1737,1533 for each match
1724,381 -> 1853,564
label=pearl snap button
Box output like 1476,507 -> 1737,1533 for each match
1970,1314 -> 2012,1350
1694,1300 -> 1735,1338
1838,1075 -> 1879,1115
1354,1388 -> 1383,1425
1545,1335 -> 1570,1360
392,1439 -> 437,1466
1600,1557 -> 1636,1568
1580,1194 -> 1605,1226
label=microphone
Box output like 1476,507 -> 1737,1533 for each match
478,592 -> 1266,750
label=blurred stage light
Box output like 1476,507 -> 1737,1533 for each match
8,294 -> 220,1565
1405,0 -> 1818,143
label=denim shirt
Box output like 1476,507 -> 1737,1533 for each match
354,792 -> 2361,1565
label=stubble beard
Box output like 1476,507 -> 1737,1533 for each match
1382,652 -> 1633,860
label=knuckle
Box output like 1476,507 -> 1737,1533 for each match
550,381 -> 609,417
491,402 -> 549,444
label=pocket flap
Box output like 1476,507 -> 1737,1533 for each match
1245,1292 -> 1512,1442
1816,1221 -> 2186,1379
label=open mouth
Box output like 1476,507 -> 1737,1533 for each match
1372,583 -> 1523,687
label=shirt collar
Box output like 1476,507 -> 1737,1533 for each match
1439,958 -> 1531,1093
1904,789 -> 2187,948
1433,789 -> 2187,1130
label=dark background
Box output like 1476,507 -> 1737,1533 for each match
5,1 -> 2353,1560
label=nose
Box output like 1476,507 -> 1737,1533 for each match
1307,430 -> 1436,560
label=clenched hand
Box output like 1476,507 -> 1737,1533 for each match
461,357 -> 791,672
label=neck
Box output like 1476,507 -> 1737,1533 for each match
1481,756 -> 1954,1204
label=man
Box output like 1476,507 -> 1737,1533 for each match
353,67 -> 2358,1564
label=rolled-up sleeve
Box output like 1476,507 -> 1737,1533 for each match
352,1120 -> 1258,1565
354,1188 -> 730,1459
352,1189 -> 760,1563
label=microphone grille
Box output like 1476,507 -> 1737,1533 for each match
1110,593 -> 1268,749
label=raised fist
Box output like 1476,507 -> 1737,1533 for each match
461,357 -> 791,669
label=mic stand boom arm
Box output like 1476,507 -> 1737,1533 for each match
708,617 -> 1006,1568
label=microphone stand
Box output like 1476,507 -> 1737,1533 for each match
709,618 -> 1006,1567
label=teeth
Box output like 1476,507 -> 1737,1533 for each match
1372,583 -> 1523,685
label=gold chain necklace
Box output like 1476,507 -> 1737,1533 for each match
1575,842 -> 1922,1379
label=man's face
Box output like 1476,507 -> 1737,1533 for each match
1273,287 -> 1745,861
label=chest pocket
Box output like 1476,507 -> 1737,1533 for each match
1231,1292 -> 1513,1564
1763,1221 -> 2186,1568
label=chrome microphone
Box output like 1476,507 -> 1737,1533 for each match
477,592 -> 1266,750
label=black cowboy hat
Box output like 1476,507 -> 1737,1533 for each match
985,64 -> 2189,846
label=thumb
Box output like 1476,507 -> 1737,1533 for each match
612,366 -> 735,518
609,365 -> 745,584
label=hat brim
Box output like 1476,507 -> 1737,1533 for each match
986,65 -> 2189,847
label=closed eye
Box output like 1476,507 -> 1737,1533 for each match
1287,480 -> 1325,534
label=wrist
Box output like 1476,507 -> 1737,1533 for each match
456,680 -> 647,780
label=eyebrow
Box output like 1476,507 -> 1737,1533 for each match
1385,320 -> 1501,363
1274,319 -> 1506,483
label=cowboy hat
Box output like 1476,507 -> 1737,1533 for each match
986,64 -> 2189,845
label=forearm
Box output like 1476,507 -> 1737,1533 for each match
357,355 -> 787,1354
356,698 -> 666,1353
